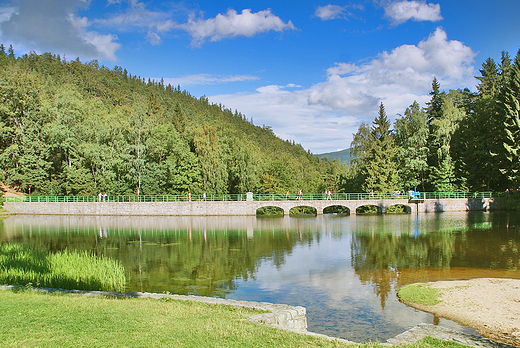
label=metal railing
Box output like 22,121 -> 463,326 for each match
2,191 -> 500,203
2,193 -> 246,203
253,191 -> 498,201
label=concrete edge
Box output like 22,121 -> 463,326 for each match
0,285 -> 509,346
384,323 -> 515,347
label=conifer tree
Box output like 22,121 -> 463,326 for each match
500,49 -> 520,186
462,57 -> 506,190
363,103 -> 400,193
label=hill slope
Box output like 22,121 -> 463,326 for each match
318,149 -> 352,165
0,49 -> 345,196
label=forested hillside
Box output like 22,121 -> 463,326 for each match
1,45 -> 519,197
0,45 -> 344,196
344,48 -> 520,194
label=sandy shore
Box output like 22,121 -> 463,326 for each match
400,278 -> 520,347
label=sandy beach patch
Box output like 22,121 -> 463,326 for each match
400,278 -> 520,346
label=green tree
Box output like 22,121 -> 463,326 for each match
363,103 -> 400,192
394,101 -> 429,191
500,49 -> 520,186
429,91 -> 466,191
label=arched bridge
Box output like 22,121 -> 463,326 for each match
2,192 -> 505,216
253,198 -> 414,215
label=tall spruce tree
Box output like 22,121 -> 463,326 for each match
500,49 -> 520,187
363,103 -> 400,193
460,57 -> 505,190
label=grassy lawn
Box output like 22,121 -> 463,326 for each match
0,290 -> 471,348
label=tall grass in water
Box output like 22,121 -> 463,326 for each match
0,244 -> 126,292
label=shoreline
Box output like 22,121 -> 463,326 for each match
400,278 -> 520,347
0,284 -> 512,347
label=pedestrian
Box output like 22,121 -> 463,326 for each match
203,191 -> 206,201
188,192 -> 191,201
98,192 -> 102,202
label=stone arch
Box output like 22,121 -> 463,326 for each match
323,205 -> 350,215
289,205 -> 317,216
256,205 -> 285,216
355,204 -> 382,214
385,204 -> 412,214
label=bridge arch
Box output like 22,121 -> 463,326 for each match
386,204 -> 412,213
256,205 -> 284,216
355,204 -> 383,214
289,205 -> 317,216
323,204 -> 350,215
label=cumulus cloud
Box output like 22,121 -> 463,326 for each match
308,27 -> 475,114
385,1 -> 443,25
180,8 -> 296,47
209,27 -> 475,153
0,0 -> 120,61
161,74 -> 260,87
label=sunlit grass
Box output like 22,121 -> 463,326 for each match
0,244 -> 125,292
397,283 -> 441,306
0,290 -> 470,348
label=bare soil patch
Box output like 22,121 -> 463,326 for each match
401,278 -> 520,347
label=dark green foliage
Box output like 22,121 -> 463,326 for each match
363,103 -> 400,193
0,48 -> 345,196
500,49 -> 520,186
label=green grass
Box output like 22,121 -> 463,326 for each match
0,290 -> 471,348
397,283 -> 441,306
0,244 -> 125,292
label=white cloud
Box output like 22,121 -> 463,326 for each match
314,5 -> 348,20
209,27 -> 475,154
160,74 -> 260,87
180,8 -> 296,47
93,0 -> 175,45
308,27 -> 475,115
385,1 -> 443,25
67,14 -> 120,61
0,0 -> 120,61
313,4 -> 364,21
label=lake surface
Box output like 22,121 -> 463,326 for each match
2,211 -> 520,343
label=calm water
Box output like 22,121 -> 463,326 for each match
2,211 -> 520,343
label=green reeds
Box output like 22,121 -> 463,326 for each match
0,244 -> 126,292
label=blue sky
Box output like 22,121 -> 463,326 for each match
1,0 -> 519,153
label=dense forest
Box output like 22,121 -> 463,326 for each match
0,45 -> 344,196
346,48 -> 520,193
0,45 -> 519,196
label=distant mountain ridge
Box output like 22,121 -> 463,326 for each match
317,148 -> 351,165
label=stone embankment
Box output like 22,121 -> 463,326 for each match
0,285 -> 512,347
